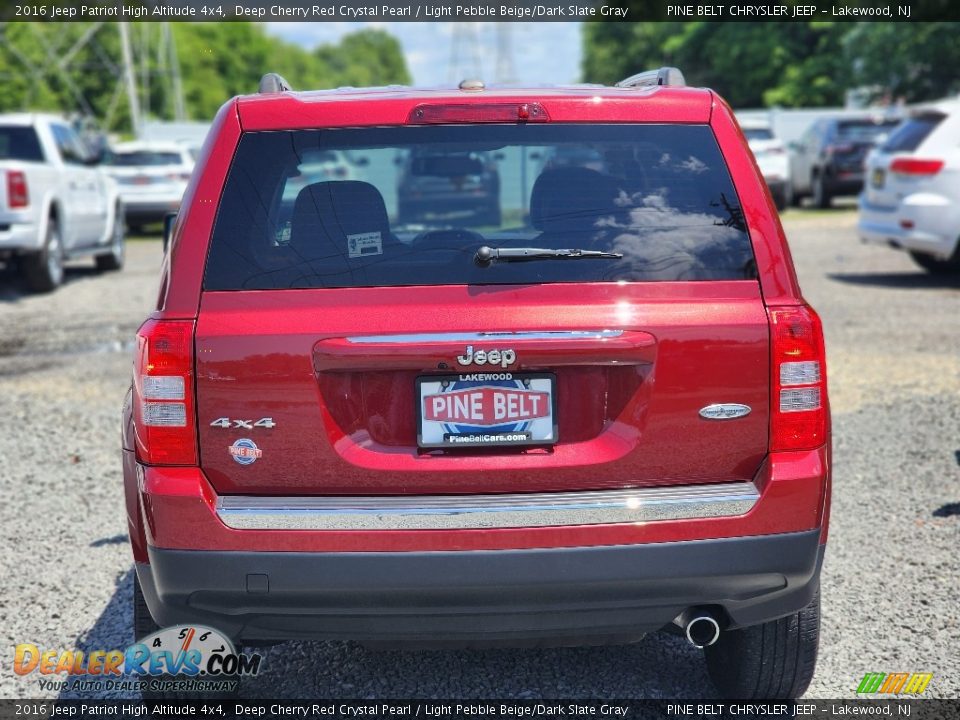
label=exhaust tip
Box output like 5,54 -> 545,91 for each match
685,615 -> 721,648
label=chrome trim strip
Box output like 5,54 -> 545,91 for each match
346,330 -> 625,344
216,482 -> 759,531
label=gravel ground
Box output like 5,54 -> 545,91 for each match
1,214 -> 958,701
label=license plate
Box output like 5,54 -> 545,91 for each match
871,168 -> 885,188
417,372 -> 557,448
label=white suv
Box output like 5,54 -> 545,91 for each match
741,121 -> 791,211
103,141 -> 194,233
859,101 -> 960,274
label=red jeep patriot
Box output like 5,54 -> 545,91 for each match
122,68 -> 830,699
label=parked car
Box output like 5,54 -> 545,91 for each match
280,149 -> 360,204
397,148 -> 501,227
541,145 -> 608,173
0,113 -> 124,292
124,69 -> 830,699
789,116 -> 900,208
103,141 -> 193,232
741,121 -> 790,211
858,102 -> 960,274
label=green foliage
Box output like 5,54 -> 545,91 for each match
0,23 -> 411,132
583,21 -> 959,108
843,23 -> 960,103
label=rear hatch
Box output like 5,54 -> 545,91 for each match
863,112 -> 948,209
830,118 -> 901,183
196,122 -> 770,496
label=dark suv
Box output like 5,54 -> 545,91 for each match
789,115 -> 900,207
123,68 -> 830,699
397,148 -> 501,227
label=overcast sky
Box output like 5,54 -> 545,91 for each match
266,22 -> 584,87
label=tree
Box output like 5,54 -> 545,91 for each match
0,23 -> 412,133
583,20 -> 958,108
315,29 -> 412,88
843,23 -> 960,103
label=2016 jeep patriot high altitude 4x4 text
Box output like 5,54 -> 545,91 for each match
122,68 -> 830,699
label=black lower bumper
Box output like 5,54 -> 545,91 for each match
139,530 -> 824,647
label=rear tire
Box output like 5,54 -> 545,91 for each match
909,250 -> 960,275
21,217 -> 64,293
134,574 -> 241,701
772,187 -> 787,212
95,207 -> 126,272
705,587 -> 820,699
812,174 -> 831,209
789,185 -> 803,208
133,571 -> 161,642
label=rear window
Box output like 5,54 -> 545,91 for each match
880,113 -> 946,153
0,126 -> 44,162
105,151 -> 183,166
834,119 -> 900,143
205,124 -> 755,291
742,128 -> 774,141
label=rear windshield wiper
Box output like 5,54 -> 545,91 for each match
475,245 -> 623,267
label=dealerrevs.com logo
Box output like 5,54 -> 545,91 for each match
14,625 -> 261,694
857,672 -> 933,695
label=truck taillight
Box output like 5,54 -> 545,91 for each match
133,319 -> 197,465
768,306 -> 827,452
7,171 -> 29,208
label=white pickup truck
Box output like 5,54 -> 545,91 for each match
0,114 -> 124,292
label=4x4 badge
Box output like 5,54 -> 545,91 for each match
699,404 -> 752,420
211,417 -> 276,429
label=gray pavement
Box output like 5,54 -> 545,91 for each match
1,212 -> 958,700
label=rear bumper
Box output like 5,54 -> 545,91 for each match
823,175 -> 863,196
120,197 -> 182,224
0,222 -> 41,252
138,531 -> 825,645
858,194 -> 960,259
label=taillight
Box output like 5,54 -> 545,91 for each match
890,158 -> 944,176
768,305 -> 828,452
825,144 -> 854,155
132,319 -> 197,465
7,171 -> 29,208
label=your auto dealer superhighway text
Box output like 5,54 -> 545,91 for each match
245,5 -> 628,17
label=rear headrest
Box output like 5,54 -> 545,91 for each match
289,181 -> 392,260
529,167 -> 623,233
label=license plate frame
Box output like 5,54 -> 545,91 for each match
416,372 -> 558,449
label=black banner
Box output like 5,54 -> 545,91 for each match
1,0 -> 958,23
1,700 -> 960,720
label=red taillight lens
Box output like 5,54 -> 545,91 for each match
890,158 -> 944,176
7,170 -> 29,208
768,305 -> 828,452
408,102 -> 549,124
132,319 -> 197,465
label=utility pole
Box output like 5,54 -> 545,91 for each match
494,25 -> 516,84
163,22 -> 187,121
118,22 -> 141,138
448,23 -> 483,82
